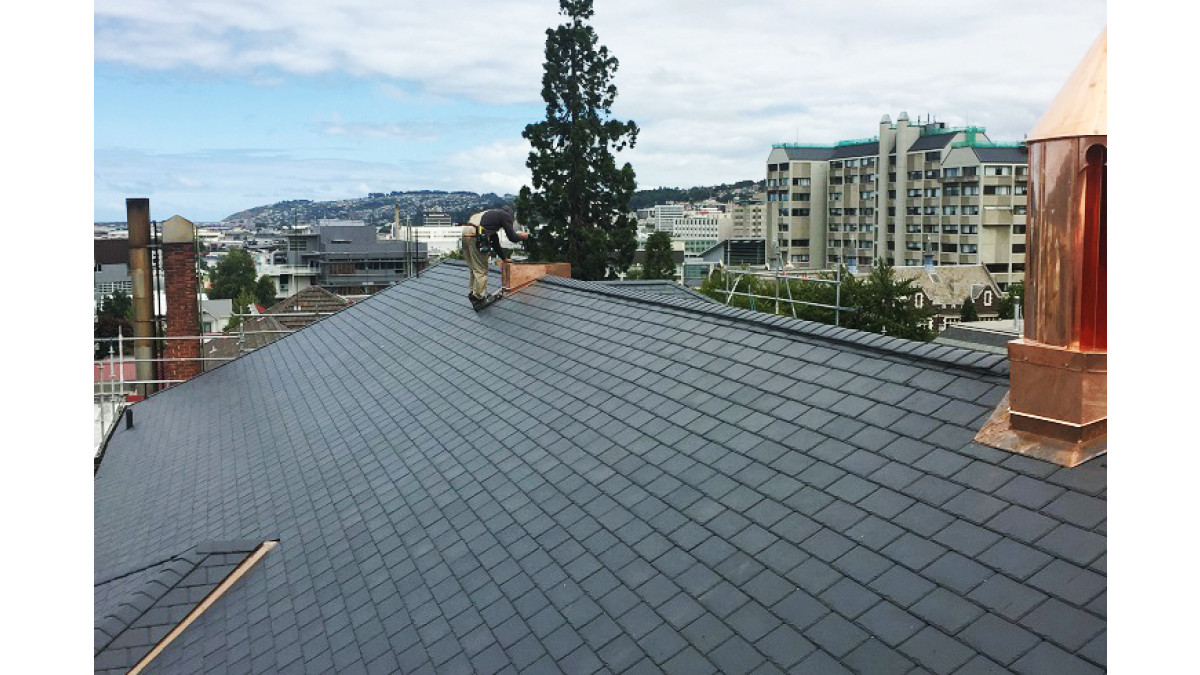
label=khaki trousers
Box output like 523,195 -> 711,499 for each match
463,235 -> 489,299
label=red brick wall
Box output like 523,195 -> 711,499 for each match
162,242 -> 203,384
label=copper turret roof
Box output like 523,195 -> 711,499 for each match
1027,28 -> 1107,142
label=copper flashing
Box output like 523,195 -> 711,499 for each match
1027,28 -> 1107,142
502,261 -> 572,294
977,392 -> 1106,467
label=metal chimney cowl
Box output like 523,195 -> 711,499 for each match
975,28 -> 1107,467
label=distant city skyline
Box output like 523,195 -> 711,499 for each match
94,0 -> 1106,222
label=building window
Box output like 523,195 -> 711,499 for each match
925,188 -> 941,198
794,177 -> 811,187
962,244 -> 978,253
791,254 -> 809,263
793,193 -> 811,201
983,290 -> 993,305
962,225 -> 978,234
943,224 -> 959,234
925,169 -> 940,179
962,206 -> 980,215
1012,224 -> 1026,234
925,151 -> 942,161
908,171 -> 923,180
1012,243 -> 1026,253
985,165 -> 1013,176
943,167 -> 960,178
984,185 -> 1012,196
914,294 -> 925,308
1013,205 -> 1027,215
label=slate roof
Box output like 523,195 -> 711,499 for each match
778,146 -> 837,161
95,260 -> 1106,674
830,142 -> 878,159
594,281 -> 714,303
908,134 -> 956,152
972,146 -> 1029,164
204,287 -> 352,367
889,265 -> 1001,308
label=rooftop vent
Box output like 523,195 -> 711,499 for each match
976,28 -> 1107,467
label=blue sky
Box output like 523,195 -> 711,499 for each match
93,0 -> 1107,222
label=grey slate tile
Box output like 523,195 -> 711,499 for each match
1011,641 -> 1104,675
967,574 -> 1048,622
898,626 -> 975,675
803,613 -> 868,658
1018,597 -> 1105,652
842,637 -> 916,675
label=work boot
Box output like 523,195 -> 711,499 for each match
469,294 -> 484,309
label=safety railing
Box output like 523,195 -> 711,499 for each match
719,267 -> 857,326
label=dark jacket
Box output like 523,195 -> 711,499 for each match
479,209 -> 521,258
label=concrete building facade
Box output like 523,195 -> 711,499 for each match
765,112 -> 1028,288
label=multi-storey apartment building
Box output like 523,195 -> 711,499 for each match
729,194 -> 768,239
765,112 -> 1027,288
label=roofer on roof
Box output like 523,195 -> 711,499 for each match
463,207 -> 530,310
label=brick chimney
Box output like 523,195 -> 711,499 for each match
502,262 -> 572,293
976,29 -> 1106,467
161,215 -> 203,385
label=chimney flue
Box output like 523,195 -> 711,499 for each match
975,28 -> 1107,467
127,198 -> 156,398
162,215 -> 203,385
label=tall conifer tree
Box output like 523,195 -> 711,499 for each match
516,0 -> 639,280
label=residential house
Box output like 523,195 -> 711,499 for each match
888,264 -> 1004,333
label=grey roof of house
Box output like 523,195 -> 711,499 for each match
778,146 -> 837,161
908,134 -> 956,152
95,260 -> 1106,674
973,146 -> 1030,164
830,142 -> 878,159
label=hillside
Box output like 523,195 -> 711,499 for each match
222,180 -> 765,228
222,191 -> 510,228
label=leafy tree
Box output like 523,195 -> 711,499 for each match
516,0 -> 639,281
254,275 -> 277,307
642,232 -> 676,280
208,248 -> 258,300
850,261 -> 934,341
227,289 -> 257,332
997,281 -> 1024,320
95,290 -> 134,359
98,289 -> 133,321
960,297 -> 979,322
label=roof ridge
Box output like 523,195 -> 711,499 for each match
536,274 -> 1009,376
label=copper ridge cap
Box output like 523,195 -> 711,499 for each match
1027,27 -> 1107,142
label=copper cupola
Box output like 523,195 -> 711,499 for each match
976,28 -> 1107,466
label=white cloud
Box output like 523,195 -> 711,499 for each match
94,0 -> 1107,218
